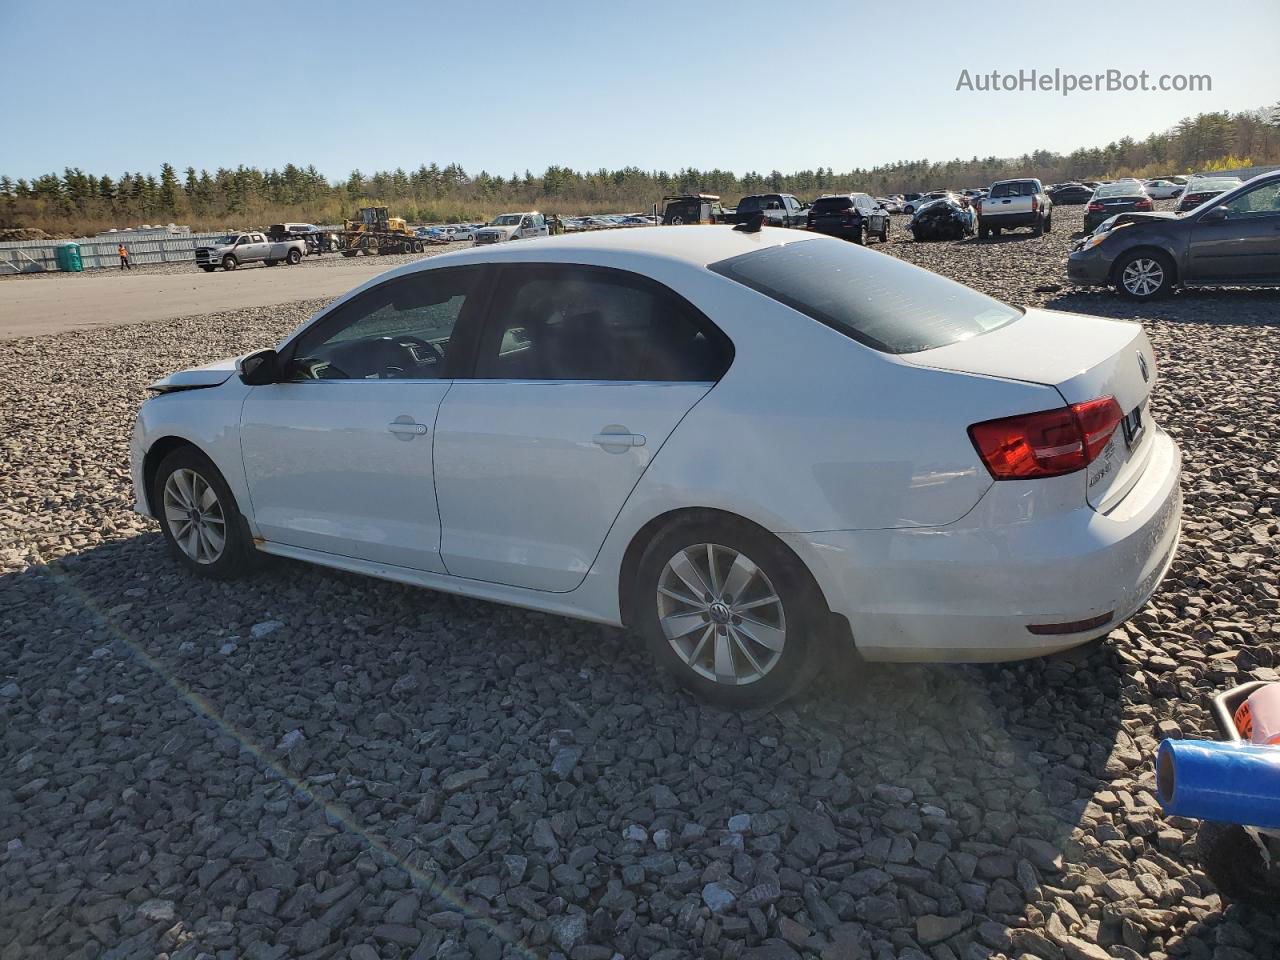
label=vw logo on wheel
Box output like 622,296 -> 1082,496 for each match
1137,351 -> 1150,383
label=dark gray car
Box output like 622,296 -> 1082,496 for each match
1067,171 -> 1280,299
1083,181 -> 1154,232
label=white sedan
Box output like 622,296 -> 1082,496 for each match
1143,179 -> 1184,200
132,227 -> 1182,707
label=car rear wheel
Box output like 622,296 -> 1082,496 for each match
287,248 -> 302,265
635,516 -> 830,708
1115,250 -> 1174,300
854,222 -> 867,245
153,447 -> 256,580
978,223 -> 990,240
879,221 -> 890,242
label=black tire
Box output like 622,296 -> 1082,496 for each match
1044,213 -> 1053,233
853,222 -> 867,246
879,221 -> 889,243
1198,822 -> 1280,907
991,226 -> 1002,237
341,250 -> 356,258
287,248 -> 302,265
1114,249 -> 1175,300
264,259 -> 277,267
151,446 -> 256,580
1032,215 -> 1044,237
633,515 -> 832,708
978,224 -> 990,240
222,255 -> 238,271
200,266 -> 215,272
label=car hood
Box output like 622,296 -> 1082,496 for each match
147,356 -> 239,393
1105,211 -> 1179,227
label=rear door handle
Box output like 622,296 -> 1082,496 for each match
592,432 -> 646,449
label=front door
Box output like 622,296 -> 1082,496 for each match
433,263 -> 733,592
1186,179 -> 1280,282
239,265 -> 484,572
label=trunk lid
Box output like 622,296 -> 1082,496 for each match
903,308 -> 1157,511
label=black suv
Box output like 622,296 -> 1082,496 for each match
661,194 -> 726,225
1067,171 -> 1280,299
806,193 -> 890,244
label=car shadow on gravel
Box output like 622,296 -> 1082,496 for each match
1046,287 -> 1280,326
1,530 -> 1168,959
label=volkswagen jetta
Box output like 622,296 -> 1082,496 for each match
132,227 -> 1182,706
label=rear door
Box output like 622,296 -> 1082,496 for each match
433,263 -> 733,591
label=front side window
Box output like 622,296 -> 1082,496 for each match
286,267 -> 479,380
1218,181 -> 1280,219
474,265 -> 731,382
710,236 -> 1021,355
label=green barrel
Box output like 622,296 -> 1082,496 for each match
56,242 -> 84,272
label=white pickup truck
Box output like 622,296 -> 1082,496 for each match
976,179 -> 1053,238
194,231 -> 309,271
472,212 -> 550,245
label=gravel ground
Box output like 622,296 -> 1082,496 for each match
2,202 -> 1278,960
0,247 -> 464,282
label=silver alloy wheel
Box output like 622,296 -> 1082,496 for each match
657,543 -> 786,686
162,468 -> 226,565
1122,257 -> 1164,297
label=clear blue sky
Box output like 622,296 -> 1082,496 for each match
2,0 -> 1275,182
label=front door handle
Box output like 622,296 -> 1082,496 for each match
388,420 -> 428,440
592,431 -> 646,450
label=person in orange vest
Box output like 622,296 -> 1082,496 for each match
118,243 -> 131,270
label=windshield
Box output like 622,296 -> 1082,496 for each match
218,235 -> 241,244
710,237 -> 1020,354
812,197 -> 854,213
489,214 -> 523,226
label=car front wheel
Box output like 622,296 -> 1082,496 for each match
153,447 -> 256,579
1115,250 -> 1175,300
635,516 -> 829,708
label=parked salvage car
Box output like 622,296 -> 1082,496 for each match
1068,170 -> 1280,299
134,227 -> 1182,706
473,212 -> 550,244
806,193 -> 890,244
1084,181 -> 1154,233
1176,175 -> 1243,213
908,198 -> 975,241
730,193 -> 808,228
1143,179 -> 1184,200
977,179 -> 1052,238
194,232 -> 307,271
1049,183 -> 1093,205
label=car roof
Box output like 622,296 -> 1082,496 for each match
402,225 -> 817,273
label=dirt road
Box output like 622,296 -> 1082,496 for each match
0,258 -> 420,339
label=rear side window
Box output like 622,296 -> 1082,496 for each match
474,265 -> 732,381
990,182 -> 1034,198
709,237 -> 1021,355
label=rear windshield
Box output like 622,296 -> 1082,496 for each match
709,237 -> 1021,355
736,195 -> 779,213
990,181 -> 1035,198
1189,178 -> 1241,192
811,197 -> 854,213
1095,183 -> 1145,198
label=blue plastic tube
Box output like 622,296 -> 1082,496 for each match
1156,738 -> 1280,829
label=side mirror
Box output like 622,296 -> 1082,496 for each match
1201,205 -> 1228,222
237,348 -> 279,385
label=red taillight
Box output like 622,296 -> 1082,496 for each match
968,397 -> 1123,480
1031,195 -> 1039,213
1087,202 -> 1105,212
1134,198 -> 1153,210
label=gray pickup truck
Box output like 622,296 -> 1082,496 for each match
195,231 -> 308,271
976,179 -> 1052,238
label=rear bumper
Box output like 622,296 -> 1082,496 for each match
809,221 -> 865,239
785,429 -> 1182,662
979,211 -> 1038,227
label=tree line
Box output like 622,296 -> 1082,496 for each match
2,104 -> 1277,236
